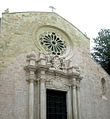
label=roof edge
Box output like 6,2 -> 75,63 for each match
2,11 -> 90,40
54,12 -> 90,40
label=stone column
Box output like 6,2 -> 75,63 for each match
29,78 -> 34,119
39,53 -> 46,119
76,80 -> 81,119
26,52 -> 36,119
37,80 -> 40,119
40,77 -> 46,119
72,78 -> 78,119
67,86 -> 72,119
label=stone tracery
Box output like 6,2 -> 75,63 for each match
39,32 -> 66,55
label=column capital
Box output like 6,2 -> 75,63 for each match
29,72 -> 36,81
71,78 -> 81,89
76,80 -> 80,90
29,79 -> 34,83
72,78 -> 77,89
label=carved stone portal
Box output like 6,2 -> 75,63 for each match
24,52 -> 82,119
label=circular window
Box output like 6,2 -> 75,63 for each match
39,32 -> 66,55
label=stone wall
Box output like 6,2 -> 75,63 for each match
72,51 -> 110,119
0,12 -> 110,119
0,12 -> 90,74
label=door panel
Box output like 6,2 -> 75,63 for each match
47,90 -> 67,119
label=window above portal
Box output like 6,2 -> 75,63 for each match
39,32 -> 66,55
34,25 -> 73,59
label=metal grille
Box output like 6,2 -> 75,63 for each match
47,90 -> 67,119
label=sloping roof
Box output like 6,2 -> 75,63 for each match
2,11 -> 90,40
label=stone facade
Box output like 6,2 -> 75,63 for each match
0,12 -> 110,119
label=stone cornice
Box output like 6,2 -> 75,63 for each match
36,64 -> 82,80
24,65 -> 82,80
24,65 -> 37,72
24,53 -> 83,83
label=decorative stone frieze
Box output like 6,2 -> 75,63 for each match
25,52 -> 82,90
24,52 -> 82,119
35,53 -> 82,80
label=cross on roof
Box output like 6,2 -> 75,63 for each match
49,6 -> 56,12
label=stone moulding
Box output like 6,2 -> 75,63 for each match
24,54 -> 82,81
24,52 -> 82,119
33,25 -> 74,60
24,64 -> 82,81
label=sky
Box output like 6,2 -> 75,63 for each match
0,0 -> 110,40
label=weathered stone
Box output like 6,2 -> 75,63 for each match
0,12 -> 110,119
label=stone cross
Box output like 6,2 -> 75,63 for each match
49,6 -> 56,12
4,8 -> 9,13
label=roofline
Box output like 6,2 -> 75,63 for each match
2,11 -> 52,15
54,12 -> 90,40
2,11 -> 90,40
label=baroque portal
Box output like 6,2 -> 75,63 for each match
25,51 -> 82,119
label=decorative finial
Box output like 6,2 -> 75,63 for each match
4,8 -> 9,13
49,6 -> 56,12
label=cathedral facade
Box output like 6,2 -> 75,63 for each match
0,12 -> 110,119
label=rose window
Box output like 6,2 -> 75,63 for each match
39,32 -> 66,55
